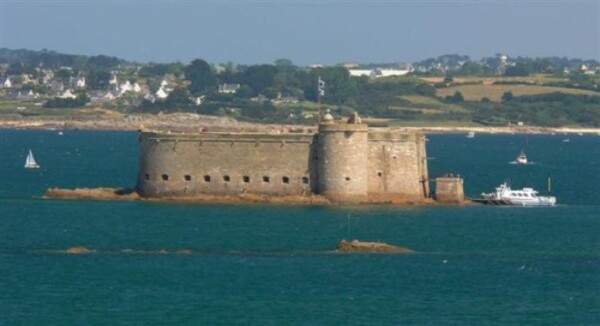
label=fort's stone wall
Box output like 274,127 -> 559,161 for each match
137,117 -> 430,203
137,132 -> 315,197
367,131 -> 429,201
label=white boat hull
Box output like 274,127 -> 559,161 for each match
503,197 -> 556,206
482,182 -> 556,206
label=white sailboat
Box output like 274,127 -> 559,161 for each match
24,149 -> 40,169
514,138 -> 529,165
515,149 -> 528,164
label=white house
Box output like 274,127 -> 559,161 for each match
26,90 -> 39,99
58,89 -> 77,99
498,53 -> 509,64
109,74 -> 118,85
88,90 -> 116,103
373,68 -> 412,78
580,64 -> 597,75
41,70 -> 54,85
132,82 -> 142,93
156,87 -> 169,99
69,76 -> 86,88
1,77 -> 12,88
349,67 -> 412,78
192,95 -> 206,106
74,76 -> 86,88
349,69 -> 373,77
218,83 -> 240,94
22,74 -> 36,85
103,91 -> 116,100
119,80 -> 133,94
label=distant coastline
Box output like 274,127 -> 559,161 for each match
1,112 -> 599,135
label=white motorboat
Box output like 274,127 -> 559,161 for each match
466,131 -> 475,138
481,182 -> 556,206
24,149 -> 40,169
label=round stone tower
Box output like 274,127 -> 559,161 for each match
317,112 -> 369,203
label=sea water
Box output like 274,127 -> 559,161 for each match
0,129 -> 598,325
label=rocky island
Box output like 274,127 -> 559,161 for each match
337,240 -> 415,253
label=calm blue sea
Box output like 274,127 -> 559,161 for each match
0,129 -> 598,325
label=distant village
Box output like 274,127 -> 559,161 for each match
1,67 -> 181,107
1,51 -> 598,113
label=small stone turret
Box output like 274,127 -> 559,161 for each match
435,175 -> 465,203
316,112 -> 369,203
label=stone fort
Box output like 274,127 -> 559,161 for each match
136,113 -> 431,203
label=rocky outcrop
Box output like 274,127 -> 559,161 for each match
44,187 -> 331,205
337,240 -> 414,253
45,186 -> 445,206
45,187 -> 140,201
0,112 -> 307,134
44,187 -> 438,205
65,246 -> 93,254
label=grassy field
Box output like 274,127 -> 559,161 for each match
363,118 -> 481,127
272,100 -> 343,112
399,95 -> 468,113
0,99 -> 110,118
436,84 -> 600,102
419,74 -> 567,85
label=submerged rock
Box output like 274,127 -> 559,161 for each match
337,240 -> 414,253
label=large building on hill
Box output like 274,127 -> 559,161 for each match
136,113 -> 430,203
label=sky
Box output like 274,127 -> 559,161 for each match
1,0 -> 599,65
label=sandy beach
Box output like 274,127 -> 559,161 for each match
1,112 -> 599,135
